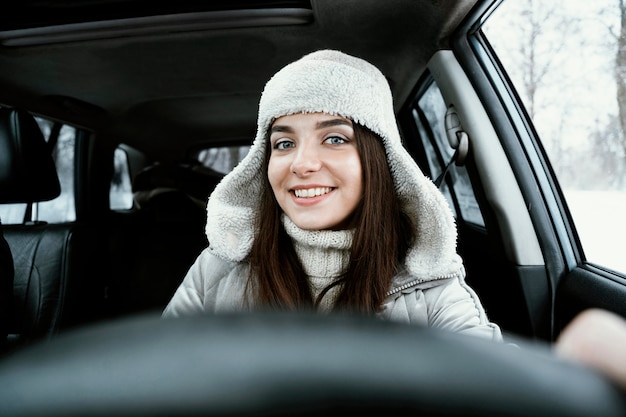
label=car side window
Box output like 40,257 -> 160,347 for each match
0,116 -> 76,224
110,147 -> 134,210
194,145 -> 250,174
483,0 -> 626,273
410,78 -> 484,226
109,144 -> 251,211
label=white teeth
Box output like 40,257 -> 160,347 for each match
294,187 -> 332,198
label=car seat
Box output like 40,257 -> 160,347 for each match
106,161 -> 222,316
0,221 -> 13,352
0,107 -> 99,353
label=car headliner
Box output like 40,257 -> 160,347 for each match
0,0 -> 478,162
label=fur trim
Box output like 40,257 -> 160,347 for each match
206,50 -> 461,279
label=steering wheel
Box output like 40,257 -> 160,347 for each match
0,311 -> 624,417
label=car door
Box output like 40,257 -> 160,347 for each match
399,0 -> 626,342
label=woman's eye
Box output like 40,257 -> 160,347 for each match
273,140 -> 295,150
325,136 -> 346,145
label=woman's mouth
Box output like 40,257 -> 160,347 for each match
293,187 -> 333,198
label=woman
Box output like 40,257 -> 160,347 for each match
163,49 -> 502,341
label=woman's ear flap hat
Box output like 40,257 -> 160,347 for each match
206,49 -> 461,278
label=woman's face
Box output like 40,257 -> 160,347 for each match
268,112 -> 363,230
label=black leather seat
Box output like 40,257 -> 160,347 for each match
0,108 -> 99,353
0,223 -> 13,351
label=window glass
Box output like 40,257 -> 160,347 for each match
38,123 -> 76,223
110,147 -> 134,210
483,0 -> 626,272
0,203 -> 25,225
0,117 -> 76,224
412,80 -> 484,226
195,145 -> 250,174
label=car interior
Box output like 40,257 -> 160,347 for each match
0,0 -> 519,345
0,0 -> 625,415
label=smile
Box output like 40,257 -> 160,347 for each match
293,187 -> 333,198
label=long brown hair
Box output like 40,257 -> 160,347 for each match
246,122 -> 414,314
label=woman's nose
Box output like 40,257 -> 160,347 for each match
291,144 -> 322,176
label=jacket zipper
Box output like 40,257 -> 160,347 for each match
385,271 -> 461,297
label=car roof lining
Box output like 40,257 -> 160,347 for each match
0,0 -> 313,31
0,9 -> 315,47
0,0 -> 478,163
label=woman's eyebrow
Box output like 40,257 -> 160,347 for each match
270,118 -> 352,133
316,118 -> 352,129
270,125 -> 294,133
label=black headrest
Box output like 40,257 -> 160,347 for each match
0,108 -> 60,204
132,162 -> 223,209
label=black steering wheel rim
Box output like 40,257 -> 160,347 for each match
0,311 -> 624,417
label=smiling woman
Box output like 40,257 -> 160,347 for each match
268,113 -> 362,231
161,49 -> 502,341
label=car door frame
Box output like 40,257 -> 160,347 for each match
447,0 -> 626,341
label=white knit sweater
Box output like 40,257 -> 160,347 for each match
283,216 -> 352,312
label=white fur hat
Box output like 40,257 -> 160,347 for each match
206,50 -> 461,278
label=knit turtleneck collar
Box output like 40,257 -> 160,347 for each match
283,215 -> 353,278
282,216 -> 353,310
